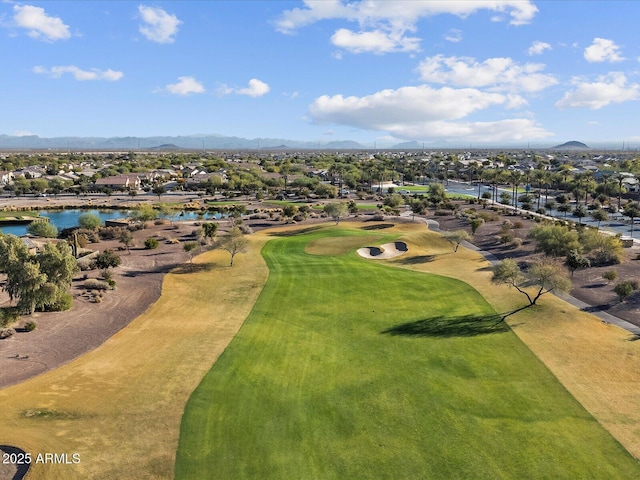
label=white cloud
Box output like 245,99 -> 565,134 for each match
276,1 -> 536,56
584,38 -> 624,63
443,28 -> 462,43
417,55 -> 557,93
219,78 -> 270,97
391,119 -> 552,142
276,0 -> 538,34
33,65 -> 124,81
308,84 -> 551,142
138,5 -> 181,43
528,40 -> 551,56
555,72 -> 640,109
161,76 -> 205,95
237,78 -> 270,97
13,4 -> 70,41
330,28 -> 420,54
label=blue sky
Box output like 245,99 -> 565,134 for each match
2,0 -> 640,147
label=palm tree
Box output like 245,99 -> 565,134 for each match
624,202 -> 640,237
508,170 -> 522,212
532,169 -> 546,211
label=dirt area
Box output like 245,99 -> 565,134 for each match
0,220 -> 205,389
432,201 -> 640,327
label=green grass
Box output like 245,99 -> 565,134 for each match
175,225 -> 640,479
0,210 -> 41,219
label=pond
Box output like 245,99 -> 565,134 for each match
0,209 -> 226,237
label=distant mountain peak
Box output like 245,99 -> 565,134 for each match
552,140 -> 590,150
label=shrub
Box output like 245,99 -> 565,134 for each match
614,281 -> 636,302
47,293 -> 73,312
0,327 -> 15,339
510,237 -> 523,248
84,279 -> 109,290
27,221 -> 58,238
602,270 -> 618,283
0,308 -> 20,327
145,238 -> 159,249
78,212 -> 102,230
24,321 -> 36,332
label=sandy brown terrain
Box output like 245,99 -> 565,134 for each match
0,220 -> 203,389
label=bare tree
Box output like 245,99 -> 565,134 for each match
215,227 -> 248,266
492,258 -> 571,307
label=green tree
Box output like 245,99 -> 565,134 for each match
201,222 -> 219,244
469,217 -> 484,235
323,202 -> 349,224
282,204 -> 298,219
383,193 -> 403,209
315,183 -> 337,198
130,204 -> 158,226
183,242 -> 198,263
0,239 -> 76,314
443,230 -> 471,252
590,208 -> 608,228
573,204 -> 588,224
95,249 -> 121,277
528,224 -> 581,257
492,258 -> 571,307
623,202 -> 640,238
39,242 -> 78,287
152,184 -> 166,200
26,221 -> 58,238
579,228 -> 623,265
565,249 -> 590,277
409,199 -> 426,221
78,212 -> 102,230
119,229 -> 134,254
427,183 -> 446,208
5,260 -> 46,314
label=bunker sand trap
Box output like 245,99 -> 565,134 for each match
357,241 -> 408,259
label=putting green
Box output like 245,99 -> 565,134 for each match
175,225 -> 640,479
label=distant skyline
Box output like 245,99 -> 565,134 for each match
3,1 -> 640,147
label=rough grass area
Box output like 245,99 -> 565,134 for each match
0,239 -> 269,479
175,224 -> 640,479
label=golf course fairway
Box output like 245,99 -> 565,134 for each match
175,224 -> 640,479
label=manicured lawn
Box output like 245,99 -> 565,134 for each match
0,211 -> 41,219
175,225 -> 640,479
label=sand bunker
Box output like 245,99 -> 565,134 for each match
357,241 -> 408,259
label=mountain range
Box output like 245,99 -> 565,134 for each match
0,134 -> 624,151
0,134 -> 367,151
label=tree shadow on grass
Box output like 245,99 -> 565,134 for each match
381,313 -> 511,338
268,226 -> 325,237
171,262 -> 219,274
360,223 -> 395,230
396,254 -> 437,265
